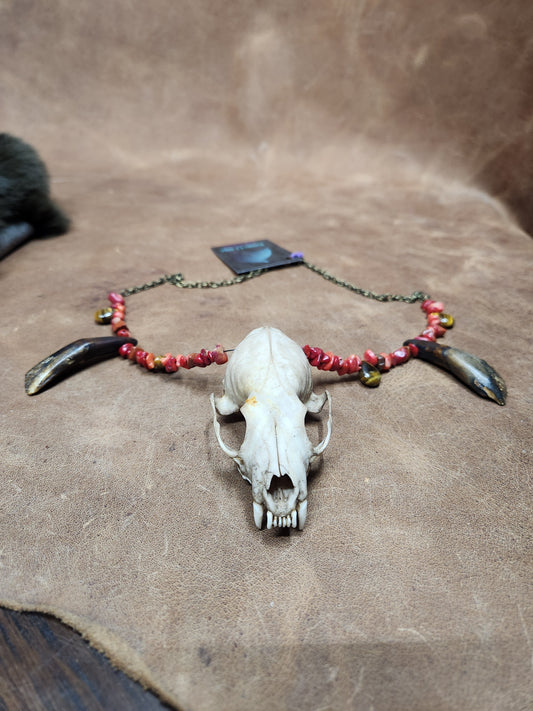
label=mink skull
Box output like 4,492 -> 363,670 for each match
210,326 -> 331,530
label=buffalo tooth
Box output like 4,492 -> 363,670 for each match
297,500 -> 307,530
266,510 -> 273,529
253,502 -> 264,529
291,510 -> 297,528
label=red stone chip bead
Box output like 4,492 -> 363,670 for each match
363,349 -> 378,366
108,292 -> 125,306
119,342 -> 135,358
391,346 -> 410,366
101,288 -> 454,384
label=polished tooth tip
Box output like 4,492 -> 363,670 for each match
266,510 -> 273,529
297,500 -> 307,530
253,501 -> 264,529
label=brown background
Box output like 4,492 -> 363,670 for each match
1,2 -> 532,710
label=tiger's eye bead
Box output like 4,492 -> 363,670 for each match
379,353 -> 392,371
153,356 -> 164,370
94,307 -> 113,324
360,361 -> 381,387
439,313 -> 454,328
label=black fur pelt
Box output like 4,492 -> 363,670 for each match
0,133 -> 70,258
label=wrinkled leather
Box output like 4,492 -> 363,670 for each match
1,2 -> 532,709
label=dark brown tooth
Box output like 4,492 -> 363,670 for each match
404,339 -> 507,406
25,336 -> 137,395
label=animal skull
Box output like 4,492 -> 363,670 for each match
210,326 -> 331,530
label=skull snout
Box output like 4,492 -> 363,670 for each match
264,472 -> 300,517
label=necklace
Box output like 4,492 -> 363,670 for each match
25,259 -> 506,404
94,260 -> 453,390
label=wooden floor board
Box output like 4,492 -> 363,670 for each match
0,608 -> 173,711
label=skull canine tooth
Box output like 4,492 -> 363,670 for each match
253,501 -> 264,529
297,500 -> 308,530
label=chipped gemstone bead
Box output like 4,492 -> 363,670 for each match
111,319 -> 127,333
391,347 -> 410,366
427,313 -> 442,328
422,299 -> 443,314
420,327 -> 437,341
210,345 -> 228,365
363,349 -> 378,366
108,292 -> 125,306
94,307 -> 113,324
360,361 -> 381,387
164,356 -> 178,373
320,351 -> 335,371
135,350 -> 148,366
191,352 -> 208,367
119,343 -> 134,358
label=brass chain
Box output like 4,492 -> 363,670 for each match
120,260 -> 429,304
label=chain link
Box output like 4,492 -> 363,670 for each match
301,261 -> 429,303
120,260 -> 429,304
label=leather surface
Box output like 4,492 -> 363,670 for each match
1,2 -> 532,709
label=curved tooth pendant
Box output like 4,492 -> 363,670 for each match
404,339 -> 507,406
25,336 -> 137,395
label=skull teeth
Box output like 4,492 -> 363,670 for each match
253,501 -> 264,529
262,505 -> 305,530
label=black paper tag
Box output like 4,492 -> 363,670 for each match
212,240 -> 303,275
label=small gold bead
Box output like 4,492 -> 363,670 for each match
94,307 -> 113,324
439,313 -> 454,328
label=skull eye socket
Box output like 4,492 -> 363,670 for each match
267,474 -> 296,503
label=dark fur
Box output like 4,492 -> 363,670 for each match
0,133 -> 70,256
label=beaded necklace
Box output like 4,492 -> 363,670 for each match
94,260 -> 454,390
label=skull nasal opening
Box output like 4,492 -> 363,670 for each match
267,474 -> 295,502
